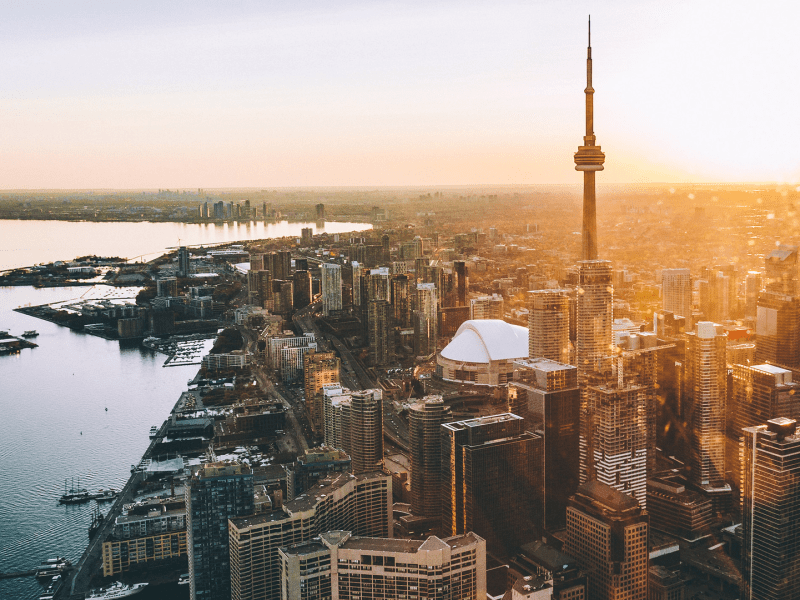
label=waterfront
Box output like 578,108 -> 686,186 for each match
0,285 -> 197,599
0,219 -> 371,271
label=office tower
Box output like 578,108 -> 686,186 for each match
564,481 -> 648,600
441,413 -> 543,557
683,322 -> 727,489
662,268 -> 692,329
740,418 -> 800,600
765,244 -> 798,294
229,472 -> 392,600
300,227 -> 313,245
390,274 -> 412,328
439,305 -> 470,338
513,359 -> 579,531
321,263 -> 342,316
304,350 -> 340,429
368,267 -> 391,301
731,363 -> 800,437
186,462 -> 254,600
272,279 -> 293,315
381,233 -> 391,263
351,261 -> 363,307
574,18 -> 605,261
275,249 -> 291,280
584,370 -> 649,509
279,531 -> 486,600
528,290 -> 570,364
470,294 -> 504,320
646,473 -> 713,542
346,389 -> 384,474
316,202 -> 325,220
249,254 -> 265,272
745,271 -> 762,319
576,260 -> 613,483
177,246 -> 190,277
408,396 -> 451,519
367,299 -> 391,365
454,260 -> 468,306
247,269 -> 272,308
292,269 -> 312,309
414,282 -> 438,355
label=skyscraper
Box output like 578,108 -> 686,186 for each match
177,246 -> 190,278
574,17 -> 605,261
351,261 -> 363,307
683,322 -> 727,490
408,396 -> 451,520
564,480 -> 648,600
321,263 -> 342,316
454,260 -> 468,306
441,413 -> 543,557
576,259 -> 613,483
740,418 -> 800,600
756,247 -> 800,369
513,358 -> 580,531
527,289 -> 571,364
414,282 -> 438,355
367,299 -> 391,366
390,273 -> 412,328
293,269 -> 312,309
186,462 -> 254,600
470,294 -> 504,320
304,350 -> 341,429
344,389 -> 384,474
661,268 -> 692,330
731,363 -> 800,436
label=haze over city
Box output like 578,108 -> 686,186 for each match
3,1 -> 800,189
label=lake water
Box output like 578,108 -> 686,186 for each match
0,219 -> 372,270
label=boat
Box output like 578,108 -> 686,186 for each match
85,581 -> 148,599
93,488 -> 118,502
35,557 -> 71,579
22,330 -> 39,337
177,573 -> 190,585
149,425 -> 159,439
59,478 -> 91,504
39,574 -> 63,600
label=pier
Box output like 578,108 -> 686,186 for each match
0,569 -> 37,580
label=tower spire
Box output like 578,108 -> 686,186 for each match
574,16 -> 605,261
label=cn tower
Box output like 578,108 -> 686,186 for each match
574,16 -> 605,261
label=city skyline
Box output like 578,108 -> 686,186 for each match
3,2 -> 800,189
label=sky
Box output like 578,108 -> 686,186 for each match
1,1 -> 799,189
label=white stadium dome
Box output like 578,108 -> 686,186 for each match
437,319 -> 529,386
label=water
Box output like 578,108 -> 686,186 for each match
0,219 -> 371,270
0,285 -> 202,599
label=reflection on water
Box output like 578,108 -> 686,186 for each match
0,219 -> 371,270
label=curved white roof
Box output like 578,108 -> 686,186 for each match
440,319 -> 528,364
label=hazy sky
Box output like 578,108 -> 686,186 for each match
2,1 -> 798,188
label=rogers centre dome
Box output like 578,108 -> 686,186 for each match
436,319 -> 529,386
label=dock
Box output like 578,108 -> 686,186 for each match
0,569 -> 37,579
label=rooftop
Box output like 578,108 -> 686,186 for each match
440,319 -> 528,363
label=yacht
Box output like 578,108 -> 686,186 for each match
85,582 -> 148,599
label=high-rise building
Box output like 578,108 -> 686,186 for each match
301,227 -> 313,245
414,282 -> 438,355
745,271 -> 762,319
576,259 -> 613,483
454,260 -> 468,306
316,202 -> 325,220
186,462 -> 254,600
528,289 -> 571,364
470,294 -> 504,320
408,396 -> 451,519
732,364 -> 799,438
304,350 -> 341,429
247,269 -> 272,307
351,261 -> 363,307
367,299 -> 391,366
683,322 -> 727,490
755,290 -> 800,368
512,359 -> 580,531
272,279 -> 293,315
368,267 -> 391,302
321,263 -> 342,316
344,389 -> 384,474
276,249 -> 292,280
764,244 -> 798,295
574,18 -> 605,261
229,471 -> 391,600
740,418 -> 800,600
564,480 -> 648,600
177,246 -> 190,278
662,268 -> 692,329
390,274 -> 412,328
441,413 -> 543,557
250,254 -> 265,272
293,269 -> 312,309
381,232 -> 391,263
279,530 -> 486,600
